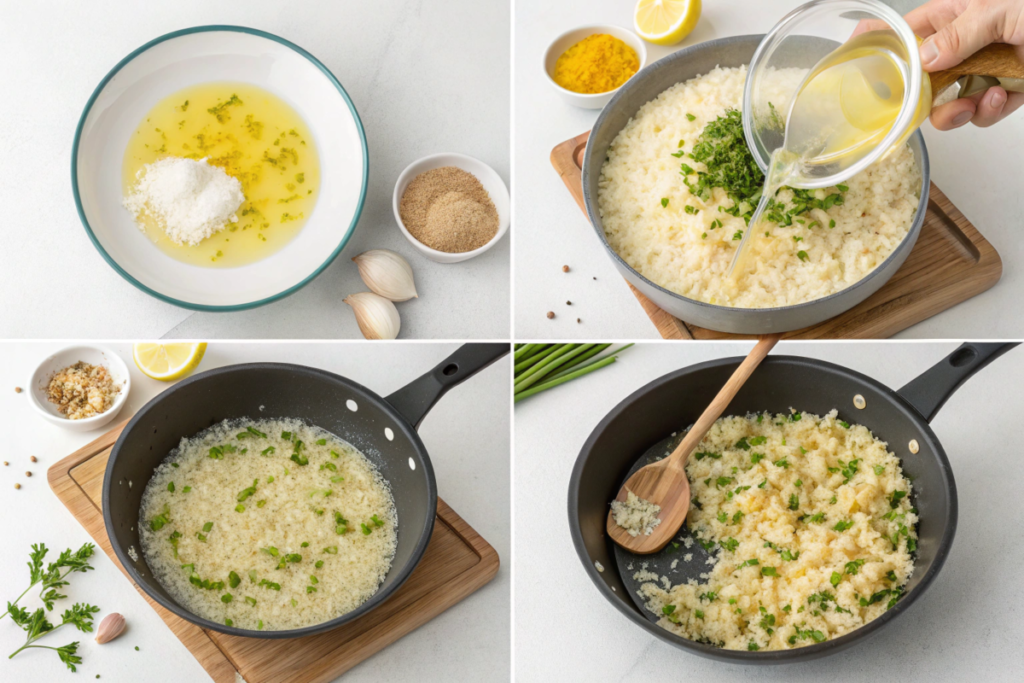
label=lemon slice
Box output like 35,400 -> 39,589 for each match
133,343 -> 207,381
634,0 -> 701,46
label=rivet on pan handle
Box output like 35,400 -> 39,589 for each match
384,343 -> 509,429
897,342 -> 1019,423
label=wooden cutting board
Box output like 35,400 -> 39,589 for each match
551,131 -> 1002,339
47,421 -> 499,683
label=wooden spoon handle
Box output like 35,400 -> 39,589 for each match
930,43 -> 1024,94
666,334 -> 781,469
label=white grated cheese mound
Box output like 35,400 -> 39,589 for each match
611,490 -> 662,537
124,157 -> 245,246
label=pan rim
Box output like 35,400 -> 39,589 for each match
580,33 -> 931,323
102,361 -> 438,640
568,354 -> 958,663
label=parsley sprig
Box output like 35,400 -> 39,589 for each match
7,603 -> 100,671
2,543 -> 95,622
2,543 -> 99,672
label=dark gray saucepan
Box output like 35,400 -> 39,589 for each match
581,34 -> 930,334
103,343 -> 508,639
569,342 -> 1016,663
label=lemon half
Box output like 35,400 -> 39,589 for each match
133,342 -> 207,381
634,0 -> 701,46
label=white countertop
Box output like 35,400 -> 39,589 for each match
514,341 -> 1024,681
0,0 -> 509,339
0,342 -> 510,682
514,0 -> 1024,339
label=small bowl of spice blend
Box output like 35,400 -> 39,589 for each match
28,345 -> 131,432
393,153 -> 510,264
543,25 -> 646,109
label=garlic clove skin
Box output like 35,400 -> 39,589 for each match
95,612 -> 126,644
344,292 -> 401,340
352,249 -> 418,302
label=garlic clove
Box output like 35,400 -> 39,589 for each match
352,249 -> 418,302
95,612 -> 126,644
344,292 -> 401,340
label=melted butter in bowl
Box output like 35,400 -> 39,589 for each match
122,82 -> 320,268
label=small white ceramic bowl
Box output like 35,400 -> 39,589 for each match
28,346 -> 132,432
73,26 -> 368,310
392,153 -> 510,264
543,25 -> 647,109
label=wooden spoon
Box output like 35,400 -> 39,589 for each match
606,334 -> 781,554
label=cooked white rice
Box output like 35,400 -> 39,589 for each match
598,65 -> 921,308
139,418 -> 397,631
637,410 -> 917,650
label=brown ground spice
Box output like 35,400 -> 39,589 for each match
399,166 -> 499,253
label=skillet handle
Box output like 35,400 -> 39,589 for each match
384,343 -> 509,429
897,342 -> 1019,423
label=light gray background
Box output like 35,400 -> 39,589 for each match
515,341 -> 1024,681
514,0 -> 1023,339
0,342 -> 509,682
0,0 -> 509,339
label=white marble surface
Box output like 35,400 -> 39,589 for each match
514,0 -> 1024,339
515,341 -> 1024,681
0,0 -> 509,339
0,342 -> 510,682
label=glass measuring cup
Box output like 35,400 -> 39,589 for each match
741,0 -> 924,189
729,0 -> 1023,277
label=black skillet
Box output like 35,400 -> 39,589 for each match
569,342 -> 1016,663
103,343 -> 507,639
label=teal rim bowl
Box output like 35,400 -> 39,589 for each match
72,25 -> 369,311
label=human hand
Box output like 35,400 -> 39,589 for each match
906,0 -> 1024,129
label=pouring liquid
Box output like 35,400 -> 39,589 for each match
730,30 -> 930,277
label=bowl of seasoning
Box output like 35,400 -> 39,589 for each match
28,345 -> 132,432
392,153 -> 510,264
544,25 -> 647,109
